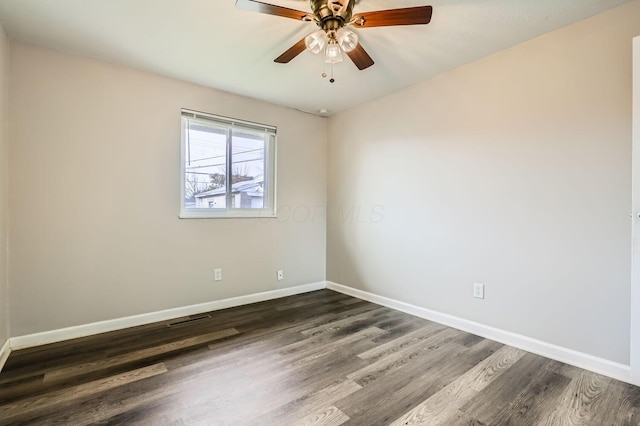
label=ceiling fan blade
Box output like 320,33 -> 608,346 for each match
274,38 -> 307,63
236,0 -> 311,21
354,6 -> 433,28
346,43 -> 374,70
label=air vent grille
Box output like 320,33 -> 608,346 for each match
167,314 -> 212,328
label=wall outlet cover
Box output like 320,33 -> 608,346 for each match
473,282 -> 484,299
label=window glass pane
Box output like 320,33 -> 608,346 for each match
231,129 -> 266,209
184,120 -> 228,209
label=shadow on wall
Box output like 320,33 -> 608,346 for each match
325,203 -> 386,292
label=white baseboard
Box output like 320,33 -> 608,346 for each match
0,338 -> 10,372
326,281 -> 632,385
4,280 -> 633,386
9,281 -> 326,351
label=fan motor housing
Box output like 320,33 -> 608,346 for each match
310,0 -> 355,26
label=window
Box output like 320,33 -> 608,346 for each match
180,109 -> 276,218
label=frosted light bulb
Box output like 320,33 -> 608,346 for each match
336,28 -> 359,53
324,42 -> 343,64
305,30 -> 328,55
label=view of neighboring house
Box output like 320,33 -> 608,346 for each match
194,177 -> 264,209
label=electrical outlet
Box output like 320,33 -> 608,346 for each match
214,268 -> 222,281
277,270 -> 284,281
473,282 -> 484,299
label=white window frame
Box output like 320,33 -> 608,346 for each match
180,109 -> 277,219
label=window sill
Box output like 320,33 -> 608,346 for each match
179,209 -> 277,219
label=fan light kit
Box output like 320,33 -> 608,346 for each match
236,0 -> 433,82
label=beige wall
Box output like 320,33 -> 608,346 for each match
328,1 -> 640,365
0,24 -> 8,346
8,44 -> 327,336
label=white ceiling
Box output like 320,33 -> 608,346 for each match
0,0 -> 633,115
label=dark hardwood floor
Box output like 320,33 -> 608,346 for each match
1,289 -> 639,425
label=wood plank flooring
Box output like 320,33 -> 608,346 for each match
1,289 -> 639,425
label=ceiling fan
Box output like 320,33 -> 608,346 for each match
236,0 -> 433,79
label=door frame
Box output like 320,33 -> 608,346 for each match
631,35 -> 640,386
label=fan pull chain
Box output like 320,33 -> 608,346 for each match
320,56 -> 335,83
